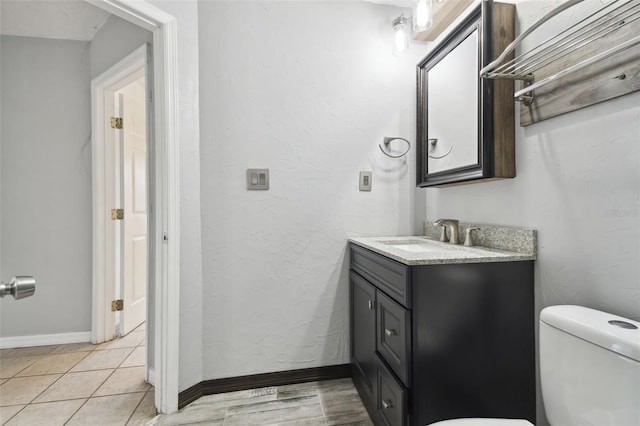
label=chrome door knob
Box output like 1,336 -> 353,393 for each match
0,276 -> 36,300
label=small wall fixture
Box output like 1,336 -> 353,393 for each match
394,0 -> 442,53
379,137 -> 411,158
428,138 -> 452,159
412,0 -> 433,32
392,14 -> 410,56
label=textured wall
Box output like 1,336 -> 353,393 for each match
424,1 -> 640,424
198,1 -> 426,380
0,36 -> 92,336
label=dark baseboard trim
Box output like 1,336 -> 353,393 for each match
178,364 -> 352,409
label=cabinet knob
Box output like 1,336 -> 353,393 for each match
368,300 -> 374,310
384,328 -> 396,336
381,399 -> 393,409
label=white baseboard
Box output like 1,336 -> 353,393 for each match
0,331 -> 91,349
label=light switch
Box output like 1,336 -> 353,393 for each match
247,169 -> 269,190
359,171 -> 372,191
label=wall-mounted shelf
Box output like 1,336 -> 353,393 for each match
412,0 -> 475,42
480,0 -> 640,126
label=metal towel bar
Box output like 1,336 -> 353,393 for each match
480,0 -> 640,106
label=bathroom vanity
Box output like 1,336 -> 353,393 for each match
349,233 -> 536,426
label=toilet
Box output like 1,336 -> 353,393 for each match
429,305 -> 640,426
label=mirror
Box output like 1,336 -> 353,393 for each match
416,2 -> 515,187
427,28 -> 478,174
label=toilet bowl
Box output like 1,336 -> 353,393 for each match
426,305 -> 640,426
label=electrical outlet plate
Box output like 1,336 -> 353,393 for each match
359,171 -> 372,191
247,169 -> 269,190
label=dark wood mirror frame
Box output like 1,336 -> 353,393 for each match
416,1 -> 515,188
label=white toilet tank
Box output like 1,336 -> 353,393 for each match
540,305 -> 640,426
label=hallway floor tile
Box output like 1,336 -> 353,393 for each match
0,323 -> 154,425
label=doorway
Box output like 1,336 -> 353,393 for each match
89,0 -> 180,414
114,71 -> 148,338
91,44 -> 149,343
91,44 -> 151,393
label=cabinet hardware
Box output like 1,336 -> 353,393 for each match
368,300 -> 373,310
382,399 -> 393,409
385,328 -> 396,336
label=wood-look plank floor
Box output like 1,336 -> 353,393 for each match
149,378 -> 373,426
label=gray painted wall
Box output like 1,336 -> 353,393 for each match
90,15 -> 152,79
0,2 -> 204,392
424,2 -> 640,424
0,15 -> 153,340
198,0 -> 425,381
0,36 -> 92,336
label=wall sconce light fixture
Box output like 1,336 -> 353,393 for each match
412,0 -> 433,32
392,14 -> 410,56
394,0 -> 444,54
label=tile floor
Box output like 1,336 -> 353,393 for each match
149,378 -> 373,426
0,323 -> 155,425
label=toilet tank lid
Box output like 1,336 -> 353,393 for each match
540,305 -> 640,362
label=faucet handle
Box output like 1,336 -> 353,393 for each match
436,224 -> 449,242
464,227 -> 480,247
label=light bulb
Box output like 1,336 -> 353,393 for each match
412,0 -> 433,32
393,15 -> 409,56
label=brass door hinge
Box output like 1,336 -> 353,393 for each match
111,208 -> 124,220
110,117 -> 123,129
111,299 -> 124,311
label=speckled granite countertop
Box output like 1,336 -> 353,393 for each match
349,224 -> 536,266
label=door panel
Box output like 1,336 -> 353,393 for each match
376,291 -> 411,386
120,76 -> 147,335
350,271 -> 377,403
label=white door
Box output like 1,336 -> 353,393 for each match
118,76 -> 147,336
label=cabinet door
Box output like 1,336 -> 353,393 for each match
377,291 -> 411,387
350,271 -> 377,404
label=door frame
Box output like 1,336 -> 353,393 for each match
88,0 -> 180,415
92,44 -> 147,345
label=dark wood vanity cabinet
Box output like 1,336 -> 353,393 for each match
349,244 -> 535,426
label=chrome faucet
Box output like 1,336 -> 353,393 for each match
434,219 -> 460,244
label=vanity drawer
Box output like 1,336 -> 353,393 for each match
376,291 -> 411,387
377,362 -> 407,426
351,244 -> 410,308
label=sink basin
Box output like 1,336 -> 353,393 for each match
388,244 -> 440,253
381,239 -> 443,253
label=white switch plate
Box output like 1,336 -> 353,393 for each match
359,171 -> 372,191
247,169 -> 269,190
